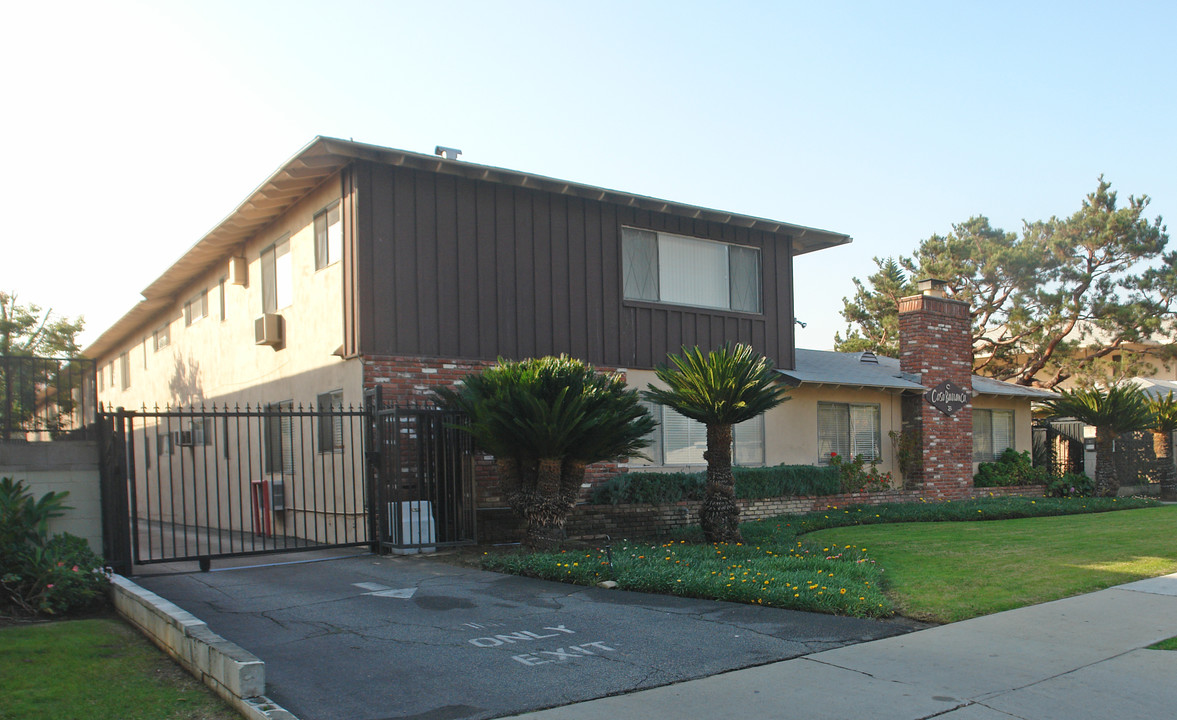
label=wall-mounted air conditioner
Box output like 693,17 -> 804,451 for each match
228,257 -> 248,286
255,313 -> 285,347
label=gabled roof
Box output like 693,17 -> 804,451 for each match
779,348 -> 1057,399
85,136 -> 852,359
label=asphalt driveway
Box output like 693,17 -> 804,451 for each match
134,551 -> 921,720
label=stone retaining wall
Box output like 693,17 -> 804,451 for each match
109,575 -> 298,720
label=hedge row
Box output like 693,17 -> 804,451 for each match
590,464 -> 841,505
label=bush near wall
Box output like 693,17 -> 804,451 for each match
591,464 -> 841,505
974,449 -> 1052,488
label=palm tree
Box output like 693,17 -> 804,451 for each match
1044,385 -> 1153,497
643,344 -> 790,544
435,356 -> 655,548
1147,392 -> 1177,501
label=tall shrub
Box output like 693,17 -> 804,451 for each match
435,356 -> 655,548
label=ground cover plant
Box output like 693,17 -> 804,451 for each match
482,495 -> 1158,618
803,504 -> 1177,623
1,477 -> 108,617
0,617 -> 239,720
1149,636 -> 1177,651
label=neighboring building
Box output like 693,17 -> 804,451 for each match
87,137 -> 1050,529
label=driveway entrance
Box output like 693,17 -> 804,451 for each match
134,553 -> 920,720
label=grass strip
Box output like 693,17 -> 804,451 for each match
0,616 -> 239,720
802,505 -> 1177,623
1149,636 -> 1177,651
482,495 -> 1158,619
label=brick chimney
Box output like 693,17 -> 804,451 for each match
898,279 -> 973,498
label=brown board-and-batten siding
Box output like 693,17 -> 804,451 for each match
350,160 -> 796,371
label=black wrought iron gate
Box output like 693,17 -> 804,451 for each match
100,400 -> 475,572
367,395 -> 477,553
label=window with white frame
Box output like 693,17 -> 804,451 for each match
314,203 -> 342,270
184,289 -> 208,326
622,227 -> 761,313
973,409 -> 1014,462
317,390 -> 344,452
639,401 -> 764,466
261,238 -> 292,313
818,403 -> 880,462
153,322 -> 170,351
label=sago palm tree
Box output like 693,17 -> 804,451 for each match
1147,391 -> 1177,501
1044,385 -> 1153,497
435,356 -> 655,548
643,344 -> 790,544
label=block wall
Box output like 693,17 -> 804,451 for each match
0,441 -> 103,554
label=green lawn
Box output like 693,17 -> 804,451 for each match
0,617 -> 240,720
1150,636 -> 1177,651
803,505 -> 1177,623
482,496 -> 1159,618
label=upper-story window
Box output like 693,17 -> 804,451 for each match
183,289 -> 208,326
314,203 -> 342,270
118,352 -> 130,390
261,237 -> 292,313
153,322 -> 170,351
622,227 -> 761,313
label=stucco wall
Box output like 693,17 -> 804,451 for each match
627,369 -> 1037,488
0,441 -> 103,555
95,176 -> 360,411
627,368 -> 906,478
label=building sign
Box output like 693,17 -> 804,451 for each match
925,380 -> 969,415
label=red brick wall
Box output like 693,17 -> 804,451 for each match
898,294 -> 974,498
361,355 -> 628,510
558,485 -> 1046,542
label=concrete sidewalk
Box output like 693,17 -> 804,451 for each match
509,573 -> 1177,720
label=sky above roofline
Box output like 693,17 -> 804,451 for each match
4,1 -> 1174,353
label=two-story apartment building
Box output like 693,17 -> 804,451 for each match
88,137 -> 1050,535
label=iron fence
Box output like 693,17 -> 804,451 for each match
103,403 -> 370,566
1,355 -> 96,441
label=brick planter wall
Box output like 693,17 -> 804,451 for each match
554,485 -> 1047,542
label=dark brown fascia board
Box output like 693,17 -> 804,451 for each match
315,137 -> 852,255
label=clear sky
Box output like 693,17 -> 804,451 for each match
3,1 -> 1174,353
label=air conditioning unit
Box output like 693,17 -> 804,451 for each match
255,313 -> 285,347
228,256 -> 248,285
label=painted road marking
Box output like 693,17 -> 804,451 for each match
352,582 -> 417,599
466,625 -> 617,665
468,625 -> 576,647
512,643 -> 618,666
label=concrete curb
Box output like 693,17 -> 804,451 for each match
109,574 -> 299,720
